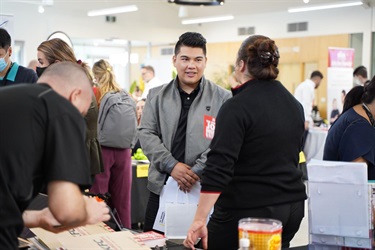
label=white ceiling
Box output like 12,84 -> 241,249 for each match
50,0 -> 357,16
4,0 -> 365,21
2,0 -> 373,47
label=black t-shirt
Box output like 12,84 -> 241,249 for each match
0,83 -> 91,249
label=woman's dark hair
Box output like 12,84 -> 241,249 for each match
343,75 -> 375,113
236,35 -> 280,80
174,32 -> 207,56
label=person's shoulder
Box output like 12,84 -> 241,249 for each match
297,79 -> 310,86
151,76 -> 163,85
16,64 -> 38,83
16,64 -> 34,74
204,79 -> 231,97
147,80 -> 173,100
39,86 -> 78,113
338,110 -> 370,132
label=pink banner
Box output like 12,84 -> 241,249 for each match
328,47 -> 354,68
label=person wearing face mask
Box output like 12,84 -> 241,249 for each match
353,65 -> 370,87
0,28 -> 37,86
36,38 -> 104,181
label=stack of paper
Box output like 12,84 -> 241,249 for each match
29,222 -> 150,249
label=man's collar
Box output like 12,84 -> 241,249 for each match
177,80 -> 201,95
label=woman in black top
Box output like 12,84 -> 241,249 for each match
184,35 -> 307,250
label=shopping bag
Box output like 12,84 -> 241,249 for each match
152,177 -> 201,234
165,202 -> 197,239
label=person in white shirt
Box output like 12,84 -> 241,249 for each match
294,70 -> 324,130
141,65 -> 164,99
353,65 -> 370,87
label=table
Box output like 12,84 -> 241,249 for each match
304,127 -> 328,161
131,162 -> 149,227
24,162 -> 150,230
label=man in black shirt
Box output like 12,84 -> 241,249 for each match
0,28 -> 37,86
139,32 -> 231,232
0,62 -> 110,249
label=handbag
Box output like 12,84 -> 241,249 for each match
153,177 -> 201,237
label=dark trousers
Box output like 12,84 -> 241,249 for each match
207,200 -> 305,250
143,191 -> 161,232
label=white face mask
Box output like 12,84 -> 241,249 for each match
0,51 -> 8,72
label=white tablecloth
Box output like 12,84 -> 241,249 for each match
304,127 -> 328,161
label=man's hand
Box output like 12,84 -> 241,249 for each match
23,208 -> 67,233
171,162 -> 200,192
83,196 -> 111,225
23,197 -> 110,233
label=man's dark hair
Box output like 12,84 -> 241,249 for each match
353,65 -> 368,78
0,28 -> 11,50
311,70 -> 323,79
174,32 -> 207,56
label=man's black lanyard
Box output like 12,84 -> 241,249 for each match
0,62 -> 14,86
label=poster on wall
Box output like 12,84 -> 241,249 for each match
327,47 -> 354,125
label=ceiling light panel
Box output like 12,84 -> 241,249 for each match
181,15 -> 233,25
87,5 -> 138,17
288,1 -> 362,13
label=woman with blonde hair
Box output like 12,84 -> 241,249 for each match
36,38 -> 104,179
90,59 -> 135,229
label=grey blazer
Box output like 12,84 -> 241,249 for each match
138,76 -> 231,194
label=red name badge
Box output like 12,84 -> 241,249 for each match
204,115 -> 216,140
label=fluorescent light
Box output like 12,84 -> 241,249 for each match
182,15 -> 233,25
87,5 -> 138,17
288,1 -> 362,13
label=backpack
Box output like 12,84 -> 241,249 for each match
97,90 -> 137,149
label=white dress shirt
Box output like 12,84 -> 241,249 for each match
142,77 -> 164,99
294,79 -> 315,127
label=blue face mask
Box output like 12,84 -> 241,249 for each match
0,51 -> 9,72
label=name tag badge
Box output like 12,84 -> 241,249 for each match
204,115 -> 215,140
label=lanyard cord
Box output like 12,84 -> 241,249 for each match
362,103 -> 375,128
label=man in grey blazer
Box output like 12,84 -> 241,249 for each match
138,32 -> 231,232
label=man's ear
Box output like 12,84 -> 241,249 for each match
7,46 -> 12,57
172,55 -> 176,67
69,88 -> 82,104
